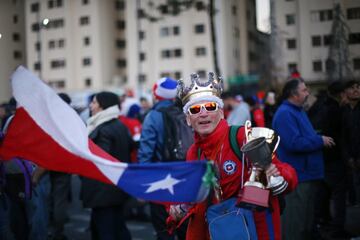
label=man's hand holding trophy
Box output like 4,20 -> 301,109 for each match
237,121 -> 288,210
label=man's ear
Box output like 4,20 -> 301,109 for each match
186,115 -> 191,126
219,108 -> 224,119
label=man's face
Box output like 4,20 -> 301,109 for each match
186,101 -> 223,137
345,83 -> 360,101
293,82 -> 309,107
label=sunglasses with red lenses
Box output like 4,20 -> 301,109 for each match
188,102 -> 219,115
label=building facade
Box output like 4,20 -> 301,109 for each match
0,0 -> 26,102
273,0 -> 360,82
1,0 -> 268,103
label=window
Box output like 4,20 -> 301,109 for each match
139,31 -> 145,40
31,3 -> 39,12
115,0 -> 125,10
160,72 -> 170,78
161,50 -> 171,58
50,59 -> 66,69
349,33 -> 360,44
48,0 -> 54,8
198,70 -> 206,78
313,60 -> 322,72
83,57 -> 92,66
35,42 -> 41,51
312,36 -> 321,47
116,20 -> 125,30
195,47 -> 206,56
288,63 -> 297,72
84,36 -> 90,46
47,19 -> 64,29
353,58 -> 360,70
13,51 -> 22,60
195,1 -> 205,11
232,5 -> 237,16
139,52 -> 146,61
173,26 -> 180,35
311,9 -> 333,22
138,9 -> 146,18
32,23 -> 40,32
80,16 -> 90,25
85,78 -> 92,87
58,39 -> 65,48
287,39 -> 296,49
160,27 -> 169,37
49,40 -> 55,49
347,7 -> 360,20
48,0 -> 63,8
115,39 -> 125,48
285,14 -> 295,25
323,35 -> 333,46
194,24 -> 205,33
12,33 -> 20,42
116,59 -> 126,68
174,71 -> 181,79
49,80 -> 65,88
13,15 -> 18,24
138,74 -> 146,83
34,62 -> 41,71
174,49 -> 182,57
159,5 -> 168,14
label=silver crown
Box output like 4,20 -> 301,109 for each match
177,72 -> 224,104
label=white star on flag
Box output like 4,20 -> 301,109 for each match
144,174 -> 185,195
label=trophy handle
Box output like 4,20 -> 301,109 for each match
244,120 -> 252,143
273,135 -> 280,152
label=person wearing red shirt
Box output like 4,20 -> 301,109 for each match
169,72 -> 298,240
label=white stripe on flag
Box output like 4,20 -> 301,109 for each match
11,66 -> 125,183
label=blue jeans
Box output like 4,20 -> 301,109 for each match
28,174 -> 50,240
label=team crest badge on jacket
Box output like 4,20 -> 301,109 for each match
223,160 -> 236,175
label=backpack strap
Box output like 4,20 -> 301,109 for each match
229,125 -> 242,161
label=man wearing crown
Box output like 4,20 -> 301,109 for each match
168,72 -> 298,240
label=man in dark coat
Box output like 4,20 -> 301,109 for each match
81,91 -> 135,240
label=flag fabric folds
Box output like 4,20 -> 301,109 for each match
0,66 -> 209,203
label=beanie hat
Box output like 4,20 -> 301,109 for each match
95,91 -> 120,110
153,77 -> 178,100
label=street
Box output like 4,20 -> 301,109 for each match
65,176 -> 360,240
64,176 -> 155,240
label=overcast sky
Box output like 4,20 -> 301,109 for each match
256,0 -> 270,33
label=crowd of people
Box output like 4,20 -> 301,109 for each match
0,71 -> 359,240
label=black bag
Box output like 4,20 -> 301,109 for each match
158,104 -> 193,162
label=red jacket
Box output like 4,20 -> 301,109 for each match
183,120 -> 297,240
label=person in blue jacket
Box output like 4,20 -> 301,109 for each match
272,77 -> 335,240
138,77 -> 187,240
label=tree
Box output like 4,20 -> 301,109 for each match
326,4 -> 352,82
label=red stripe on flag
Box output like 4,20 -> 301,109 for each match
0,108 -> 117,184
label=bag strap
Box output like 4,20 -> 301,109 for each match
13,158 -> 33,199
228,125 -> 242,161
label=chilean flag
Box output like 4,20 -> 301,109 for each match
0,66 -> 209,203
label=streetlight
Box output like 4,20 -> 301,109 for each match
36,7 -> 49,79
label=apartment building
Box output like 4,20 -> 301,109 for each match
0,0 -> 267,103
0,0 -> 26,102
273,0 -> 360,82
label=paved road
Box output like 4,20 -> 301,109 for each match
65,176 -> 360,240
64,176 -> 155,240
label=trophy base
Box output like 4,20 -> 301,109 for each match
236,186 -> 269,211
